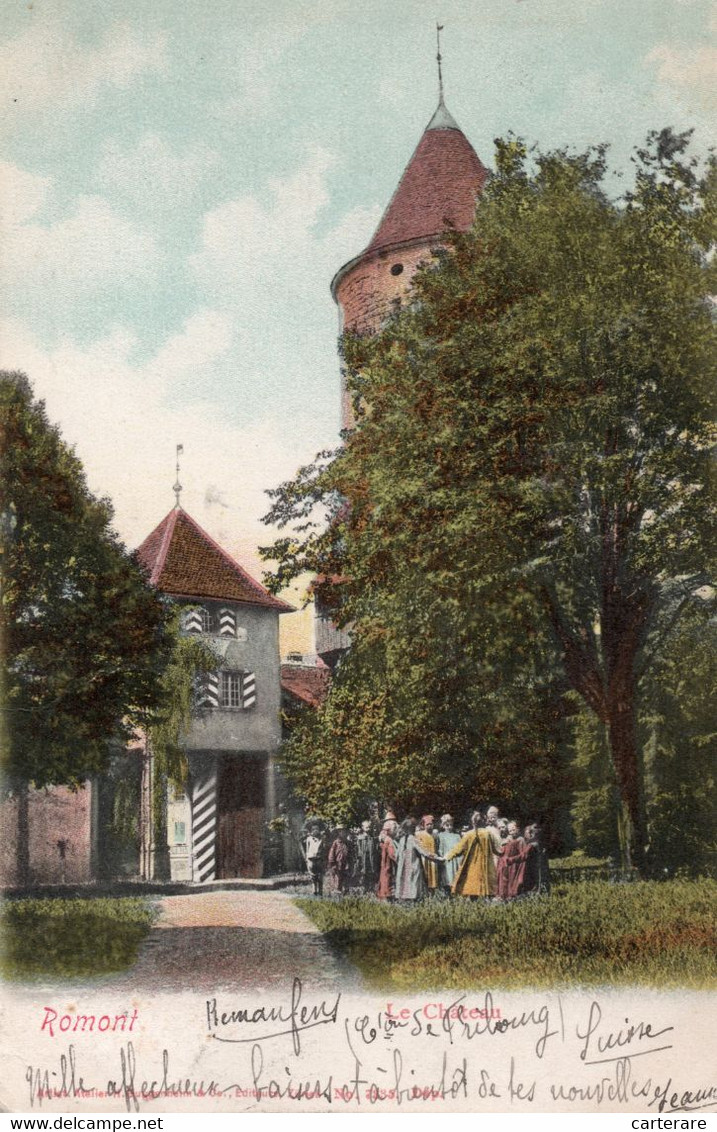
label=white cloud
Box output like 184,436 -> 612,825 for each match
215,33 -> 296,122
190,148 -> 336,295
208,8 -> 340,124
190,148 -> 380,318
646,43 -> 717,112
0,316 -> 313,577
0,152 -> 380,603
0,162 -> 159,297
145,310 -> 235,385
165,148 -> 381,433
325,205 -> 382,269
0,161 -> 51,226
182,151 -> 381,428
0,17 -> 167,121
95,133 -> 221,215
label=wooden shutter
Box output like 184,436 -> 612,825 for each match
218,608 -> 236,637
242,671 -> 256,709
197,672 -> 220,708
183,607 -> 203,634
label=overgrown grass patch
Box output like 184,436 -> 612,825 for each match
297,879 -> 717,990
1,897 -> 157,980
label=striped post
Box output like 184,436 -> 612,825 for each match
191,766 -> 217,882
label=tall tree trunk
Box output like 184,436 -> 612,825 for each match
139,743 -> 154,881
606,677 -> 647,875
542,579 -> 652,875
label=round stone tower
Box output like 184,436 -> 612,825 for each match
331,96 -> 489,428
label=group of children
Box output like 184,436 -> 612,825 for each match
302,806 -> 550,902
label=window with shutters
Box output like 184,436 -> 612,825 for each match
221,671 -> 242,708
213,670 -> 257,710
183,605 -> 215,634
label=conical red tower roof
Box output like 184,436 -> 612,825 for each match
136,507 -> 293,611
366,100 -> 488,255
331,99 -> 488,304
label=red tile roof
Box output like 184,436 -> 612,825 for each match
135,507 -> 293,611
281,664 -> 331,707
365,107 -> 488,255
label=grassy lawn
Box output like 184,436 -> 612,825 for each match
297,879 -> 717,990
1,897 -> 157,980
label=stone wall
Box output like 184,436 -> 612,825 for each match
0,783 -> 94,886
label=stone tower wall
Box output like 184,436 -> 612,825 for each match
335,239 -> 436,333
335,239 -> 436,429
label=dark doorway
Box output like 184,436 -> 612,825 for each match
217,755 -> 265,878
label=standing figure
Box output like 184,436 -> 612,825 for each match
415,815 -> 439,894
327,827 -> 352,895
442,811 -> 504,898
437,814 -> 462,895
496,821 -> 525,901
519,824 -> 551,896
303,823 -> 327,896
484,804 -> 503,876
377,819 -> 398,901
485,805 -> 500,830
395,819 -> 436,902
354,820 -> 379,894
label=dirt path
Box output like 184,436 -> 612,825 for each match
105,890 -> 360,994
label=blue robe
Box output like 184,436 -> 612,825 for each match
395,834 -> 431,900
437,830 -> 462,887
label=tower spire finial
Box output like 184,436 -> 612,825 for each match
436,21 -> 445,104
173,444 -> 183,508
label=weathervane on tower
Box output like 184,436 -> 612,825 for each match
173,444 -> 183,508
436,21 -> 445,103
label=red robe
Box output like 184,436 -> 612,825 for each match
377,835 -> 397,900
496,836 -> 526,899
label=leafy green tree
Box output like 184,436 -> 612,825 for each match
0,372 -> 173,790
147,608 -> 216,790
641,608 -> 716,875
264,131 -> 715,871
568,705 -> 621,861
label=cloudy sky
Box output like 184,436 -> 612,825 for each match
1,0 -> 714,598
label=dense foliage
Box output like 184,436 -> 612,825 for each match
0,372 -> 173,787
264,131 -> 715,871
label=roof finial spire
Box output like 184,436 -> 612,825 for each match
173,443 -> 183,508
436,21 -> 445,104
